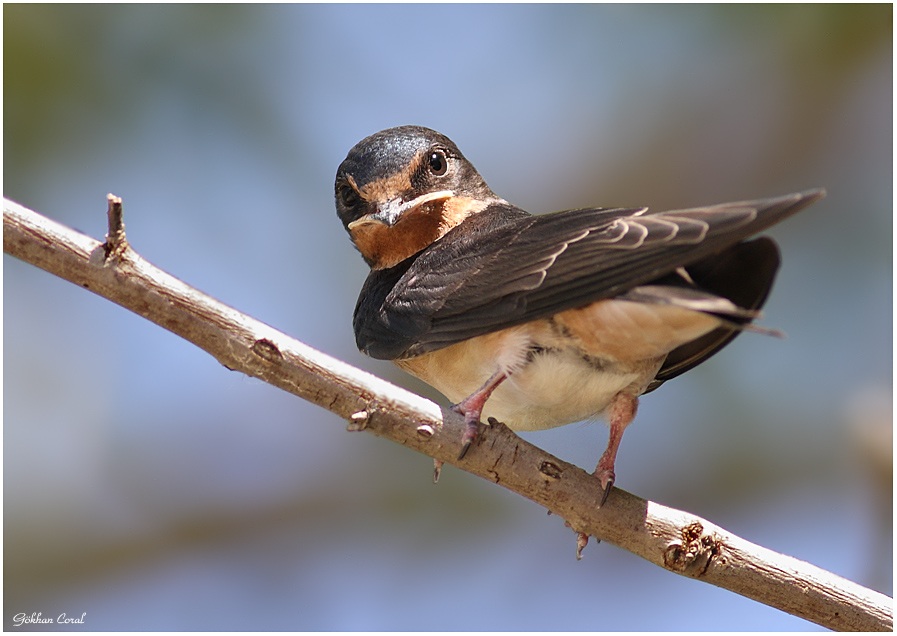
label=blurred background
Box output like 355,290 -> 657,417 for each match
4,4 -> 891,631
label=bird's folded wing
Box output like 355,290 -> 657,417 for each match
355,189 -> 824,359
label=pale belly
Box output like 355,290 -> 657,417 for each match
395,324 -> 665,432
474,348 -> 659,431
393,299 -> 727,432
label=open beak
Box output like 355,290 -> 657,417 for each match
348,190 -> 454,231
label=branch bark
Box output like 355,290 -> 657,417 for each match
4,195 -> 892,631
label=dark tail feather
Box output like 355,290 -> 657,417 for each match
644,237 -> 781,393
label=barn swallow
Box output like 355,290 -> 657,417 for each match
335,125 -> 824,506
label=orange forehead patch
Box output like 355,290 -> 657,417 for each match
358,168 -> 414,204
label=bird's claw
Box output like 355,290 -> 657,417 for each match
595,468 -> 615,507
457,417 -> 481,460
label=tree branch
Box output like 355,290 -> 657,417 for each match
4,195 -> 891,631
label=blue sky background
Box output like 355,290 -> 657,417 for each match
4,4 -> 891,631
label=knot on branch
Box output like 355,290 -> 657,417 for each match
251,338 -> 284,364
663,521 -> 723,577
538,460 -> 563,480
347,409 -> 371,431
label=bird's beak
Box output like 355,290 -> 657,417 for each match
348,190 -> 454,231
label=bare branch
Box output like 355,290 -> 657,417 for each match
3,196 -> 892,631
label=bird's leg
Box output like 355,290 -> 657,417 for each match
452,370 -> 507,459
594,391 -> 638,506
576,392 -> 638,555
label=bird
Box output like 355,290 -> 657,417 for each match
334,124 -> 824,506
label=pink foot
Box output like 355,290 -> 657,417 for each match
593,392 -> 637,507
452,370 -> 507,460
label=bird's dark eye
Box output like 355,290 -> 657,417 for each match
337,183 -> 360,208
427,150 -> 448,176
